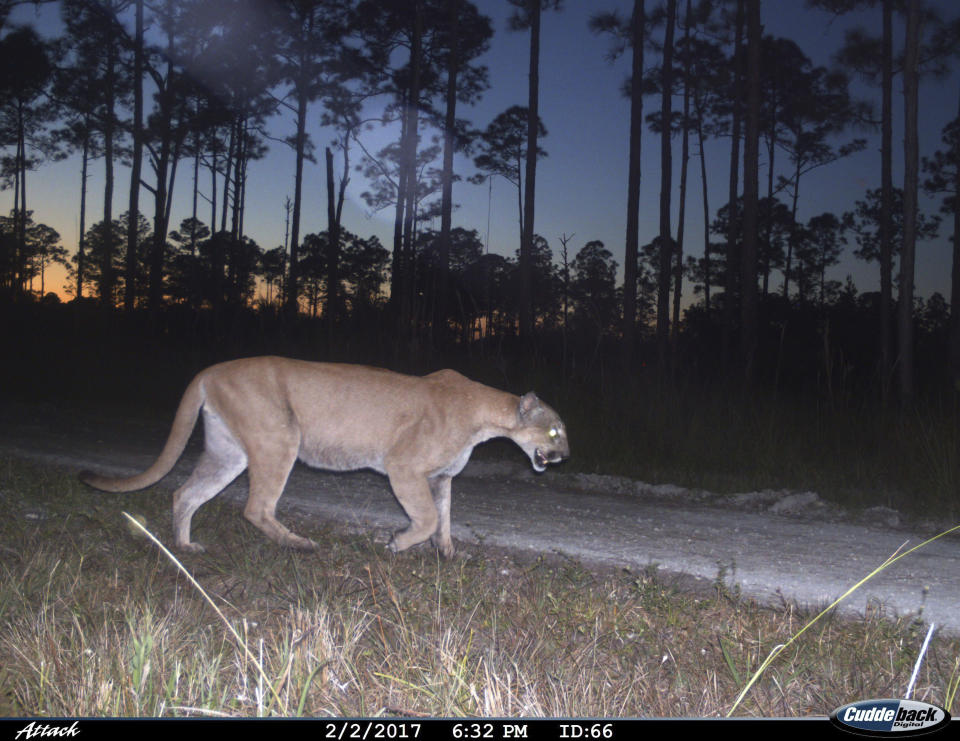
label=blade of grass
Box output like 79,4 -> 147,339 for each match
945,658 -> 959,714
717,636 -> 741,685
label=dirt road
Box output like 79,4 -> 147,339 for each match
3,399 -> 959,634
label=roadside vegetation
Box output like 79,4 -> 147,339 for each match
1,458 -> 957,717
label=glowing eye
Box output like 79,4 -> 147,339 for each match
548,428 -> 558,438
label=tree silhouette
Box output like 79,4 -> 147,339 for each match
654,0 -> 677,365
417,226 -> 483,335
274,0 -> 347,317
351,0 -> 468,342
671,0 -> 695,345
521,234 -> 561,330
433,0 -> 492,343
167,216 -> 210,307
61,0 -> 133,307
740,0 -> 761,382
358,139 -> 444,226
710,196 -> 793,294
590,0 -> 645,366
571,239 -> 619,335
923,112 -> 960,378
758,197 -> 792,296
508,0 -> 563,341
124,0 -> 143,312
900,0 -> 921,402
471,105 -> 547,247
186,0 -> 277,315
847,187 -> 939,278
0,25 -> 55,297
795,212 -> 849,306
775,62 -> 865,300
69,213 -> 150,307
721,0 -> 745,371
139,0 -> 208,315
339,230 -> 390,316
298,231 -> 325,316
683,26 -> 727,313
0,211 -> 67,297
260,244 -> 287,306
49,23 -> 105,301
814,0 -> 899,400
755,36 -> 859,301
464,251 -> 515,339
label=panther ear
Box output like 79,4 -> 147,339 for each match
518,392 -> 540,421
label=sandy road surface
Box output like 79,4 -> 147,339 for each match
3,399 -> 959,633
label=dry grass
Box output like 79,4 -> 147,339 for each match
1,457 -> 957,718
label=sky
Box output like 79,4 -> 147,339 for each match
4,0 -> 960,306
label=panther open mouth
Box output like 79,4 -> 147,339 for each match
533,448 -> 549,472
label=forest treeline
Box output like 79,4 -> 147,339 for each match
2,0 -> 960,405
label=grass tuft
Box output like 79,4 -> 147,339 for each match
1,457 -> 957,717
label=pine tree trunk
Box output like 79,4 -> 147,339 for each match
191,129 -> 200,255
740,0 -> 761,383
622,0 -> 644,367
898,0 -> 921,405
287,55 -> 309,317
520,0 -> 541,341
221,121 -> 235,234
125,0 -> 143,313
697,115 -> 710,312
230,118 -> 243,241
722,0 -> 745,370
102,35 -> 116,308
150,59 -> 174,314
399,1 -> 423,345
950,90 -> 960,384
237,121 -> 248,244
672,0 -> 692,344
879,0 -> 894,401
325,146 -> 340,330
764,121 -> 776,297
656,0 -> 676,366
390,100 -> 408,316
151,148 -> 168,311
16,101 -> 26,294
210,140 -> 218,236
162,135 -> 183,255
76,132 -> 89,299
189,127 -> 200,310
437,0 -> 460,345
782,158 -> 801,300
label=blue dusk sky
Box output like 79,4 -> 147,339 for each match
4,1 -> 959,304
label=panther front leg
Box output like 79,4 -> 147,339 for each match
385,469 -> 439,554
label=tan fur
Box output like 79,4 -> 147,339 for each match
80,356 -> 569,556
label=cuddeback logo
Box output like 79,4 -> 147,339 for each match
830,699 -> 951,736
